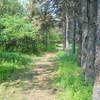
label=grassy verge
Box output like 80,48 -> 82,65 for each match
0,51 -> 34,82
53,51 -> 93,100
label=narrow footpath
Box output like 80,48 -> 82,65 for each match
0,52 -> 57,100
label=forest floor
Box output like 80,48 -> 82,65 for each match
0,52 -> 57,100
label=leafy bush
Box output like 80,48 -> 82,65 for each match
0,14 -> 61,53
0,0 -> 24,16
0,14 -> 41,53
53,51 -> 93,100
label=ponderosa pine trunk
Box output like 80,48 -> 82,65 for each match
76,0 -> 82,66
77,20 -> 82,66
65,14 -> 69,55
63,20 -> 66,50
94,0 -> 100,82
93,0 -> 100,99
81,0 -> 97,81
72,18 -> 76,55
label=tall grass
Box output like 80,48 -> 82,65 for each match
0,51 -> 33,82
53,51 -> 93,100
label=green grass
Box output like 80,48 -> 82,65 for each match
0,51 -> 33,82
0,52 -> 32,65
53,51 -> 93,100
0,51 -> 37,100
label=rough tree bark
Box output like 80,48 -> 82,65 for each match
77,19 -> 82,66
81,0 -> 97,81
93,0 -> 100,99
72,17 -> 76,55
63,20 -> 66,50
76,1 -> 82,66
94,0 -> 100,81
64,14 -> 69,55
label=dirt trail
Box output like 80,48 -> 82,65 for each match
0,52 -> 57,100
29,52 -> 57,100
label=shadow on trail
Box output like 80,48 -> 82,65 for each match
0,52 -> 57,100
0,52 -> 37,91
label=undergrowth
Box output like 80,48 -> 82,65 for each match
53,51 -> 93,100
0,51 -> 33,82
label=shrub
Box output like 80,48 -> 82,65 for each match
0,14 -> 40,53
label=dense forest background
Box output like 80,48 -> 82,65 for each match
0,0 -> 100,100
0,0 -> 61,53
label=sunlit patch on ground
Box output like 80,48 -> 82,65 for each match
0,52 -> 57,100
